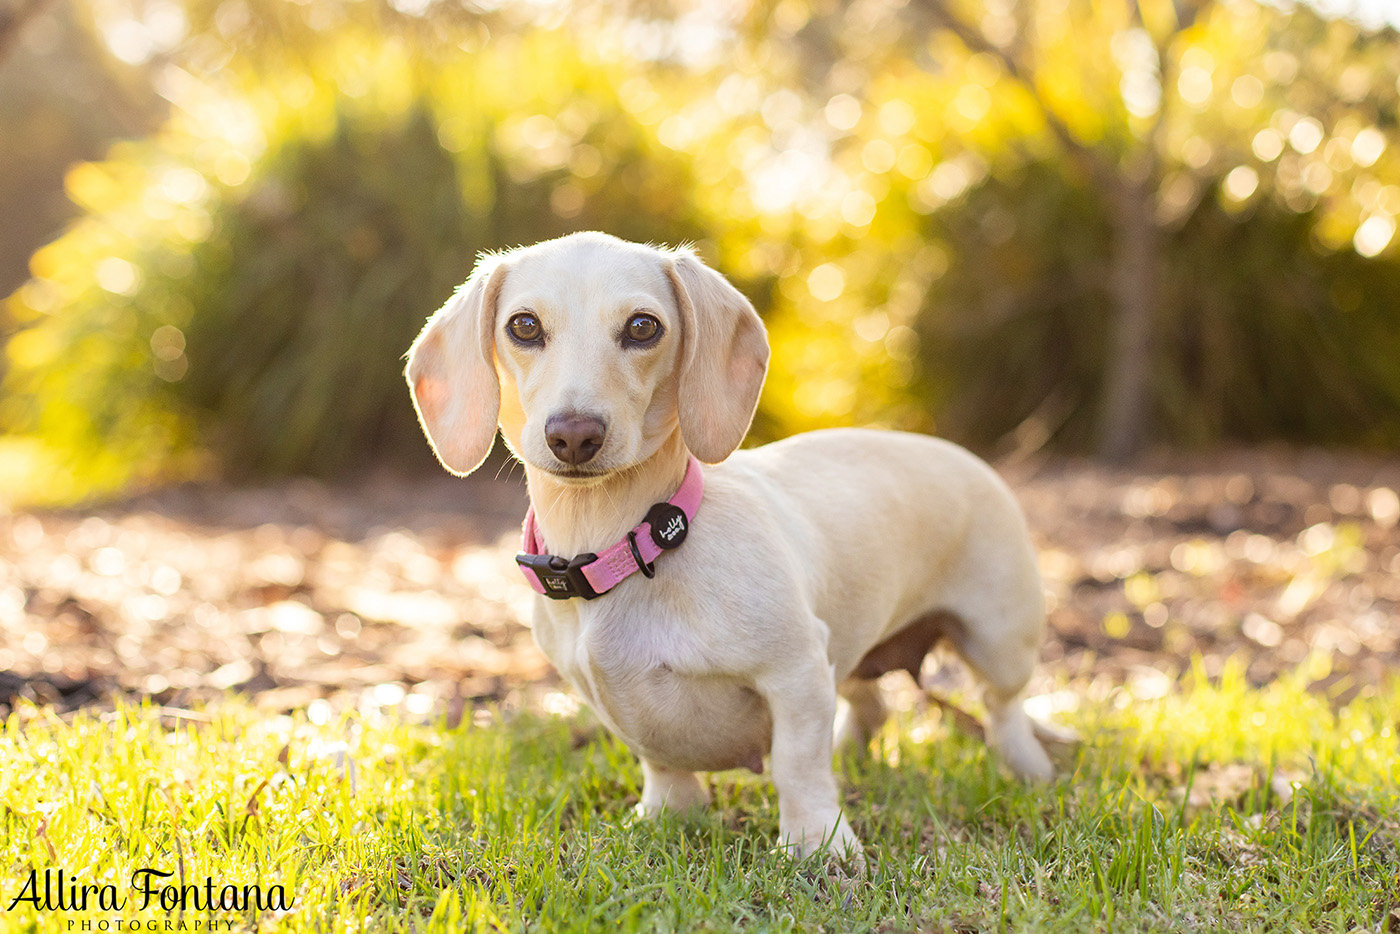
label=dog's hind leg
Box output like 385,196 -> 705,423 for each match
833,677 -> 886,754
941,558 -> 1055,782
948,620 -> 1054,781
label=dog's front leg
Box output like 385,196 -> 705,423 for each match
637,759 -> 710,817
757,652 -> 863,864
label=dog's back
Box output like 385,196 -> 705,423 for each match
718,428 -> 1042,678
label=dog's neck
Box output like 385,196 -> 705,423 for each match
523,432 -> 691,558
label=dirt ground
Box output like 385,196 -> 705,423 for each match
2,447 -> 1397,721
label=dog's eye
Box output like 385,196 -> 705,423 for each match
507,312 -> 544,345
623,313 -> 661,346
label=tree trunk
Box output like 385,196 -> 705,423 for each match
1097,175 -> 1159,461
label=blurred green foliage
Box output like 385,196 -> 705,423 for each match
909,163 -> 1400,451
1,27 -> 706,498
2,0 -> 1400,502
738,0 -> 1400,453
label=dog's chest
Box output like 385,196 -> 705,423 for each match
534,601 -> 772,773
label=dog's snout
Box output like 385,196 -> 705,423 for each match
545,413 -> 607,465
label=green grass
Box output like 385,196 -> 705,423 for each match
1,664 -> 1397,933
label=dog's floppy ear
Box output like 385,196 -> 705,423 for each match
665,249 -> 769,464
405,257 -> 510,476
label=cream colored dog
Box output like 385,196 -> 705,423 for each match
406,232 -> 1052,862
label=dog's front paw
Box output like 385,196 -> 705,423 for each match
636,762 -> 710,818
781,813 -> 865,870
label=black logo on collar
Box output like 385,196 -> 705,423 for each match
644,503 -> 688,550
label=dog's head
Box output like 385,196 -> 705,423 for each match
405,232 -> 769,480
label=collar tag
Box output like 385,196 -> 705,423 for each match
645,503 -> 688,550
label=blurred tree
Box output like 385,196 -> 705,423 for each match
913,0 -> 1196,460
0,2 -> 165,299
722,0 -> 1400,457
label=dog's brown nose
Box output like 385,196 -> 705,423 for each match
545,413 -> 607,465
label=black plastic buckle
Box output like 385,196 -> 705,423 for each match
515,552 -> 600,600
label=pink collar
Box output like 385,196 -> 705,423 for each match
516,456 -> 704,600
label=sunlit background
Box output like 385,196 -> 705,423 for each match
1,0 -> 1400,504
2,0 -> 1400,721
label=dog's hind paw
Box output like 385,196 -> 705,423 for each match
1002,738 -> 1055,783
